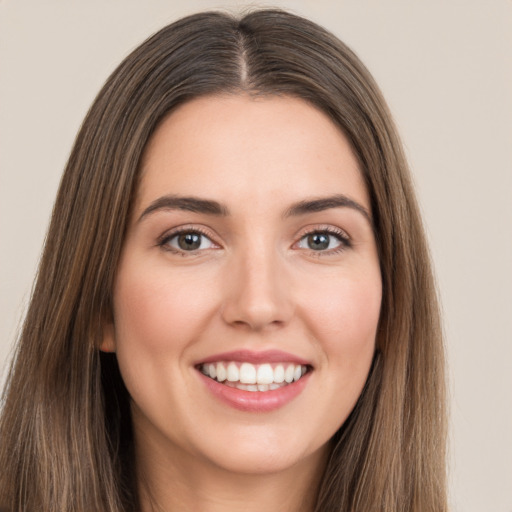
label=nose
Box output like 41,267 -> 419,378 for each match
221,246 -> 294,331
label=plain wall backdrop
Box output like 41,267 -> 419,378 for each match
1,1 -> 511,510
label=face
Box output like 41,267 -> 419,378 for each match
102,95 -> 382,478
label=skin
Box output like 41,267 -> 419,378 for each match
102,94 -> 382,512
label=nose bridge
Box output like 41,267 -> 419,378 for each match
222,237 -> 293,330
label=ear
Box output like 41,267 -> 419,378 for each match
100,321 -> 116,353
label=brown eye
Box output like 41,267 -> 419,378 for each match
177,233 -> 202,250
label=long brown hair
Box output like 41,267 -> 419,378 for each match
0,9 -> 447,511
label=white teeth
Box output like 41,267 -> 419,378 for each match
256,364 -> 274,384
200,361 -> 308,390
284,365 -> 295,383
273,364 -> 285,383
216,362 -> 227,382
227,362 -> 239,382
239,362 -> 257,384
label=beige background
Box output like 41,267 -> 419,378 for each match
1,1 -> 511,510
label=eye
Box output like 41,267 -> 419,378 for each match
161,230 -> 216,252
296,230 -> 349,252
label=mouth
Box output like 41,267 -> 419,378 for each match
197,361 -> 310,392
195,350 -> 313,412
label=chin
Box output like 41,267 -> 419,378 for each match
196,426 -> 328,476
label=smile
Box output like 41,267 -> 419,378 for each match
199,361 -> 308,392
195,350 -> 313,412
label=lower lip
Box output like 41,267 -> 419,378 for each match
198,371 -> 312,412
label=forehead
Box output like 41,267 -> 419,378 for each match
137,94 -> 369,214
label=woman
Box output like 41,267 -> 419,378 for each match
0,9 -> 447,512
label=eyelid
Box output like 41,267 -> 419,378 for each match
294,224 -> 351,241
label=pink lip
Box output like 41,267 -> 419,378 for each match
198,370 -> 312,412
197,349 -> 311,366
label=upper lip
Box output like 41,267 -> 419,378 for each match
197,349 -> 312,366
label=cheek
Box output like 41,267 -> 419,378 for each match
110,262 -> 222,419
294,270 -> 381,442
300,271 -> 382,359
113,264 -> 219,354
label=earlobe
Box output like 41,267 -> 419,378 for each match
100,322 -> 116,353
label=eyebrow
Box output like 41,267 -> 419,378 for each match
138,193 -> 371,224
138,195 -> 229,222
283,194 -> 372,223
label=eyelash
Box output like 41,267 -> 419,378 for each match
157,226 -> 351,256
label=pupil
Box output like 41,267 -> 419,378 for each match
308,233 -> 329,250
178,233 -> 201,250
